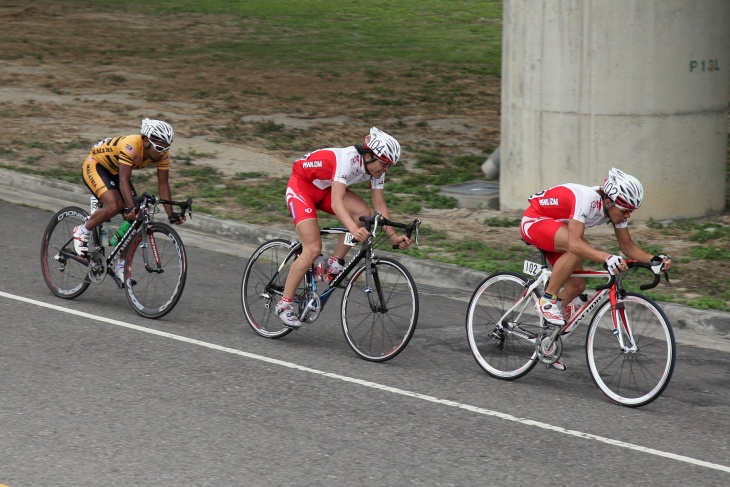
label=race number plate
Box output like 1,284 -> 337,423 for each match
90,196 -> 100,213
343,232 -> 358,247
523,260 -> 540,276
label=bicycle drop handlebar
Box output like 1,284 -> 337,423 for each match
133,192 -> 194,219
359,213 -> 421,248
594,259 -> 669,291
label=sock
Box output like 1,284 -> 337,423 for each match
80,224 -> 91,234
541,292 -> 556,302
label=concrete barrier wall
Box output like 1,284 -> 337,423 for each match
500,0 -> 730,219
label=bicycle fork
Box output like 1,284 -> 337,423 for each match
364,261 -> 387,313
609,287 -> 639,353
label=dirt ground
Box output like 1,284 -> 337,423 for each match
1,2 -> 729,307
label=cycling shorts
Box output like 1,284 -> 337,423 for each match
285,176 -> 336,225
82,156 -> 135,199
520,206 -> 564,266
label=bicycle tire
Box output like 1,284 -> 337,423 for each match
341,257 -> 418,362
241,239 -> 300,339
125,222 -> 187,319
40,206 -> 91,299
586,293 -> 676,407
466,272 -> 540,380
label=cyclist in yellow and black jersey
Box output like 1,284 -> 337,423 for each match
74,118 -> 185,279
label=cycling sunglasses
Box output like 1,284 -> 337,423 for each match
149,139 -> 171,153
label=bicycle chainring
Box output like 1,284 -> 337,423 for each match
298,290 -> 322,323
87,252 -> 106,284
536,330 -> 562,365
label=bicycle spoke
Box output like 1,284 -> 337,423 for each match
466,272 -> 540,380
125,223 -> 187,319
241,239 -> 298,338
40,206 -> 91,299
586,294 -> 675,407
341,258 -> 418,362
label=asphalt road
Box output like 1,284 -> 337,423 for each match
1,200 -> 729,486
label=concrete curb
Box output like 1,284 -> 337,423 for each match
1,167 -> 728,351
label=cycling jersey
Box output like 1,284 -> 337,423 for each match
88,135 -> 170,174
521,184 -> 627,264
82,134 -> 168,198
291,147 -> 384,190
286,147 -> 384,224
526,184 -> 627,230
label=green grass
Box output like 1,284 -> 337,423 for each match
75,0 -> 502,74
0,164 -> 80,183
4,0 -> 728,313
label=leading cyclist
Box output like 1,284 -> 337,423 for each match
276,127 -> 412,329
520,168 -> 672,333
73,118 -> 186,282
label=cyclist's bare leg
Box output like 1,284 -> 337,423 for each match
282,218 -> 322,300
558,275 -> 587,305
83,189 -> 134,260
85,189 -> 124,231
545,225 -> 583,297
330,189 -> 370,260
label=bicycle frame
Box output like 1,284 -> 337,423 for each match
509,256 -> 650,353
466,249 -> 673,406
273,226 -> 381,318
86,194 -> 192,286
268,213 -> 419,322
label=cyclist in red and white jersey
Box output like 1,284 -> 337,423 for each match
276,127 -> 412,329
521,168 -> 672,330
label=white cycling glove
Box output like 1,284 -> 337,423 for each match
651,254 -> 671,272
605,255 -> 624,275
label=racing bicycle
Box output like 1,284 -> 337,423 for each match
41,193 -> 193,319
241,213 -> 421,362
465,250 -> 675,407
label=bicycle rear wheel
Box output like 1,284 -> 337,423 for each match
586,293 -> 676,407
466,272 -> 540,380
40,206 -> 91,299
241,239 -> 299,338
125,222 -> 187,319
341,257 -> 418,362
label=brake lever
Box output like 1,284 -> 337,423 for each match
185,198 -> 194,219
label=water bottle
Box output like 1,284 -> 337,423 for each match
313,255 -> 327,282
100,228 -> 110,247
109,220 -> 132,247
326,256 -> 345,279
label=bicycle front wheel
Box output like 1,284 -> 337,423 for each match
466,272 -> 540,380
40,206 -> 91,299
586,293 -> 676,407
125,222 -> 187,319
341,257 -> 418,362
241,239 -> 299,339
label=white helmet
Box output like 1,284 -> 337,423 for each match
140,118 -> 174,145
602,167 -> 644,210
364,127 -> 400,165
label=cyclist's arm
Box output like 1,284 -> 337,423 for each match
119,163 -> 137,220
614,226 -> 658,263
561,219 -> 612,263
331,181 -> 370,242
156,168 -> 177,220
371,188 -> 410,248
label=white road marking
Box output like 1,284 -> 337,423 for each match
3,290 -> 729,474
